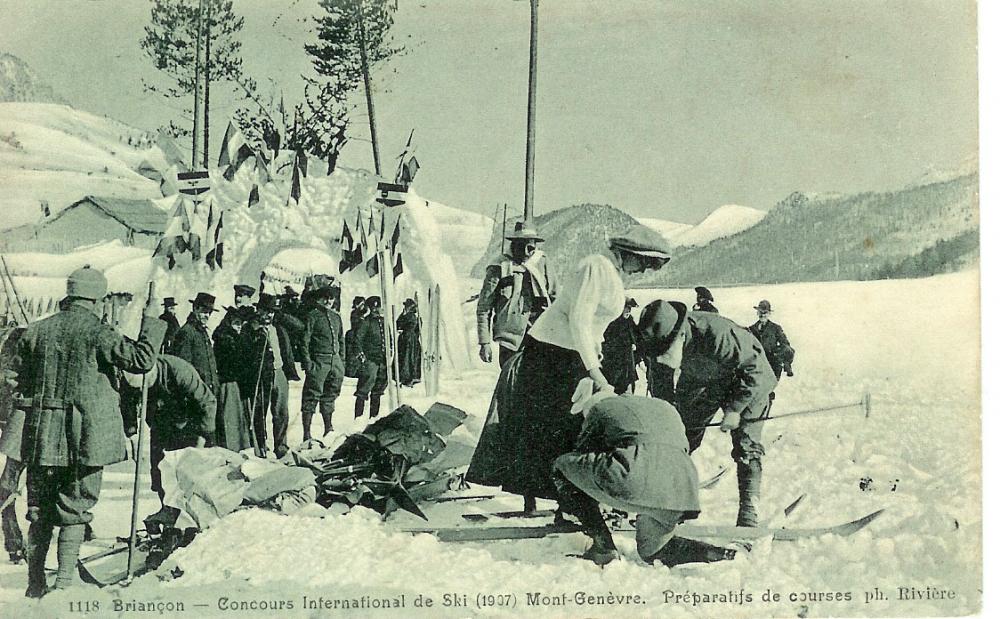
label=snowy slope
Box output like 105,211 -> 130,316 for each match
0,102 -> 168,229
423,201 -> 493,277
672,204 -> 767,247
637,217 -> 693,244
0,269 -> 978,617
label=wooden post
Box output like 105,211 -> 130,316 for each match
356,3 -> 382,175
202,0 -> 211,169
192,0 -> 205,168
523,0 -> 539,223
126,282 -> 155,581
377,248 -> 400,409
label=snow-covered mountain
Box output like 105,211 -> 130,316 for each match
0,53 -> 67,105
0,102 -> 171,230
637,217 -> 693,244
671,204 -> 767,247
905,152 -> 979,189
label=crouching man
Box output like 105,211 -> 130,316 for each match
637,300 -> 777,527
14,266 -> 164,597
552,379 -> 735,566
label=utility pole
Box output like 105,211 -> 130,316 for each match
192,0 -> 205,168
356,2 -> 382,175
202,0 -> 211,169
523,0 -> 539,223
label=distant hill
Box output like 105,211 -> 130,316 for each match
671,204 -> 766,247
471,203 -> 648,281
0,102 -> 172,230
0,53 -> 68,105
635,173 -> 979,287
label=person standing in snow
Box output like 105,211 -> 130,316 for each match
13,266 -> 164,597
601,298 -> 640,394
354,296 -> 388,419
243,294 -> 293,458
158,297 -> 180,349
168,293 -> 221,398
637,299 -> 777,527
120,355 -> 216,520
475,222 -> 556,368
396,298 -> 422,387
469,225 -> 671,514
344,296 -> 368,379
216,284 -> 256,336
553,379 -> 735,567
300,286 -> 345,441
748,299 -> 796,391
693,286 -> 719,313
212,306 -> 254,452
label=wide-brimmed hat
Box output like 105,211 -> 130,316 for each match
162,297 -> 178,308
505,220 -> 545,242
257,293 -> 280,312
234,284 -> 255,298
754,300 -> 772,312
66,266 -> 107,301
365,295 -> 382,309
190,292 -> 218,312
608,225 -> 672,260
694,286 -> 714,302
637,300 -> 688,357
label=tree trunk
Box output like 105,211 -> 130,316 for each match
202,0 -> 212,169
356,3 -> 381,176
192,0 -> 205,168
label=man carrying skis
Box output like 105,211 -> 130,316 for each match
13,266 -> 163,597
638,300 -> 776,527
300,286 -> 345,440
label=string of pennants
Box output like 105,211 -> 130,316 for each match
153,119 -> 418,275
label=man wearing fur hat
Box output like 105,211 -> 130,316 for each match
637,300 -> 776,528
475,221 -> 556,368
12,266 -> 164,596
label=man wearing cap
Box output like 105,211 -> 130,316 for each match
243,294 -> 292,457
216,284 -> 255,336
354,296 -> 388,419
168,293 -> 221,399
475,221 -> 556,368
300,286 -> 345,441
637,300 -> 776,528
13,266 -> 164,596
693,287 -> 718,313
159,297 -> 181,348
601,298 -> 640,394
749,300 -> 796,385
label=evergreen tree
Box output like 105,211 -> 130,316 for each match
140,0 -> 249,165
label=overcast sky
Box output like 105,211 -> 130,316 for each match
1,0 -> 978,223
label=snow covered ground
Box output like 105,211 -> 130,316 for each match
0,268 -> 980,618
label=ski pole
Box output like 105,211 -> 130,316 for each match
126,281 -> 155,582
697,392 -> 871,429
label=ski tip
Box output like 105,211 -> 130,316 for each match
839,509 -> 886,535
784,493 -> 807,517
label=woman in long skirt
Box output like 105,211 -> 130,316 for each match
470,224 -> 672,511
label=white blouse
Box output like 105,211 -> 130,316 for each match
528,254 -> 626,371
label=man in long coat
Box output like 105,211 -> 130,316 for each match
158,297 -> 180,349
300,286 -> 344,440
475,222 -> 555,367
396,298 -> 422,387
168,292 -> 220,398
601,298 -> 639,394
14,266 -> 163,597
211,306 -> 254,452
638,300 -> 776,528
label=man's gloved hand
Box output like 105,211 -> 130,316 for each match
479,344 -> 493,363
719,411 -> 741,432
784,364 -> 794,377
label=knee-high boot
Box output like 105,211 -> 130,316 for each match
553,474 -> 618,565
736,459 -> 763,527
354,397 -> 366,419
301,410 -> 314,442
369,395 -> 381,418
319,404 -> 334,436
54,524 -> 85,589
25,520 -> 53,598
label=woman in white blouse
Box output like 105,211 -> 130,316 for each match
499,225 -> 672,512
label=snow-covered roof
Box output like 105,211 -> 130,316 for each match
52,195 -> 168,234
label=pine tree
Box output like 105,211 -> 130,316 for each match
140,0 -> 249,166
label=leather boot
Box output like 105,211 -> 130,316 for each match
319,406 -> 334,436
647,536 -> 736,567
301,410 -> 313,442
55,524 -> 86,589
354,397 -> 366,419
369,395 -> 381,418
557,485 -> 618,565
25,520 -> 53,598
736,459 -> 763,527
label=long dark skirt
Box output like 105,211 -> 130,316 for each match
216,382 -> 253,452
501,336 -> 586,499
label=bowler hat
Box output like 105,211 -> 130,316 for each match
754,300 -> 772,312
162,297 -> 178,308
257,293 -> 280,312
608,225 -> 672,260
190,292 -> 218,311
505,220 -> 544,241
66,265 -> 107,301
694,286 -> 714,302
234,284 -> 255,298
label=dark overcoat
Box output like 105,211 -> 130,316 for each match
396,310 -> 421,384
601,315 -> 638,392
748,320 -> 795,380
168,314 -> 220,395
